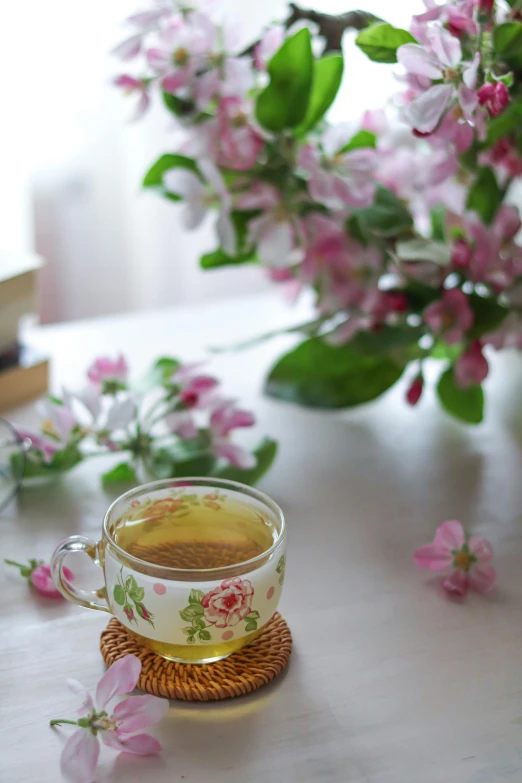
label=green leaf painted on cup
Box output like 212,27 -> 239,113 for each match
129,586 -> 145,603
113,585 -> 125,606
245,621 -> 258,632
188,589 -> 205,605
198,629 -> 212,641
246,611 -> 260,621
125,575 -> 138,593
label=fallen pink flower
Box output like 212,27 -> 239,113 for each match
414,520 -> 496,597
51,655 -> 169,783
5,558 -> 74,599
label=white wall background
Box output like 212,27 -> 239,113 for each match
0,0 -> 423,323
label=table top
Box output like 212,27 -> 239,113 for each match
3,292 -> 522,783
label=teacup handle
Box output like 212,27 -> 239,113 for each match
51,535 -> 111,613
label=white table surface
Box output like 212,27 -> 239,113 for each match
3,292 -> 522,783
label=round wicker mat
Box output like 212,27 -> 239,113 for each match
100,612 -> 292,701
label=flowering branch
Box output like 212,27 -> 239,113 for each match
285,4 -> 383,52
12,355 -> 277,487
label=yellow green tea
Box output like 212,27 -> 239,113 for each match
110,492 -> 277,662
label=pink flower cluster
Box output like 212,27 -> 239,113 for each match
113,0 -> 522,417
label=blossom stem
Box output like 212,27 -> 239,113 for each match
50,719 -> 78,727
4,559 -> 26,569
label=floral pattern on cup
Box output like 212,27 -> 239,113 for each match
127,491 -> 228,530
276,554 -> 286,585
179,578 -> 260,644
113,567 -> 155,628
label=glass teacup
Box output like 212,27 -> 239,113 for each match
51,478 -> 286,664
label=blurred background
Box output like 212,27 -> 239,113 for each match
1,0 -> 421,325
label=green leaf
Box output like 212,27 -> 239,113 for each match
246,610 -> 260,620
340,130 -> 377,154
265,338 -> 406,409
494,22 -> 522,69
245,621 -> 258,632
466,168 -> 502,225
113,585 -> 125,606
138,356 -> 180,393
486,98 -> 522,145
142,154 -> 199,199
179,604 -> 205,622
173,454 -> 217,478
431,341 -> 462,361
189,589 -> 205,605
356,23 -> 416,64
403,281 -> 440,312
467,294 -> 508,339
198,629 -> 212,641
436,367 -> 484,425
256,28 -> 314,132
192,617 -> 206,630
396,238 -> 452,265
430,206 -> 446,242
355,186 -> 414,238
200,248 -> 254,269
102,462 -> 137,487
129,586 -> 145,602
351,325 -> 425,355
296,53 -> 344,134
162,91 -> 194,117
212,437 -> 278,485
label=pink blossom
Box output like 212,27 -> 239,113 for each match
215,97 -> 264,170
451,238 -> 473,269
5,558 -> 74,598
39,399 -> 77,445
414,520 -> 496,597
454,207 -> 522,287
254,26 -> 284,70
398,27 -> 480,133
209,399 -> 256,469
112,34 -> 143,61
171,363 -> 219,408
53,655 -> 168,783
478,82 -> 510,116
298,125 -> 376,210
479,139 -> 522,179
87,355 -> 128,387
477,0 -> 494,15
201,577 -> 254,627
15,428 -> 60,463
163,160 -> 236,256
454,341 -> 489,387
424,289 -> 473,344
113,75 -> 150,120
236,183 -> 304,267
166,411 -> 198,440
411,0 -> 477,40
146,15 -> 208,94
406,375 -> 424,406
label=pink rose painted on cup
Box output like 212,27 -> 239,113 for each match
201,577 -> 254,628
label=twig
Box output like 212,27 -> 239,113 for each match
241,3 -> 383,57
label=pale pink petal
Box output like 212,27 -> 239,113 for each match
106,398 -> 136,432
112,34 -> 142,61
132,90 -> 151,121
468,536 -> 493,562
414,544 -> 454,571
213,439 -> 256,469
426,26 -> 462,69
495,206 -> 521,241
459,86 -> 478,120
166,412 -> 197,440
236,183 -> 279,210
60,729 -> 100,783
163,169 -> 204,203
67,679 -> 94,717
147,47 -> 169,71
256,219 -> 296,268
468,563 -> 496,593
443,568 -> 469,596
102,731 -> 162,755
114,75 -> 141,90
113,695 -> 169,735
463,53 -> 480,89
163,69 -> 189,93
398,44 -> 443,80
434,520 -> 465,551
217,208 -> 236,257
95,655 -> 141,710
403,84 -> 454,133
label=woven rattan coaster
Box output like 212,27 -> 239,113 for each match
100,612 -> 292,701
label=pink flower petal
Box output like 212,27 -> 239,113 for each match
113,695 -> 169,735
60,729 -> 100,783
443,568 -> 469,596
468,563 -> 496,593
95,655 -> 141,711
67,679 -> 94,716
468,536 -> 493,562
398,44 -> 443,80
102,731 -> 162,755
213,439 -> 256,470
434,520 -> 465,551
426,26 -> 462,69
403,84 -> 454,134
414,544 -> 454,571
112,34 -> 142,61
